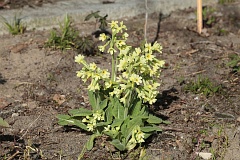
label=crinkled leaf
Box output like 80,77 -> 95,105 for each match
122,117 -> 143,141
105,106 -> 113,124
126,140 -> 137,151
88,90 -> 96,109
141,126 -> 162,132
57,115 -> 88,130
69,108 -> 92,117
111,139 -> 126,151
111,97 -> 124,119
111,118 -> 124,128
85,11 -> 100,21
96,122 -> 108,127
104,130 -> 119,139
163,120 -> 171,124
131,100 -> 142,116
0,117 -> 10,128
147,114 -> 163,124
142,132 -> 152,139
86,133 -> 101,150
121,117 -> 129,138
57,114 -> 74,126
72,119 -> 88,130
99,99 -> 108,110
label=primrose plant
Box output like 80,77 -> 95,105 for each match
57,21 -> 167,152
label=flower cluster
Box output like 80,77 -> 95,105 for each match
127,125 -> 145,150
75,21 -> 164,105
98,21 -> 165,104
82,110 -> 105,131
75,55 -> 110,91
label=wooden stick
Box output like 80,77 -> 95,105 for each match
197,0 -> 202,34
144,0 -> 148,41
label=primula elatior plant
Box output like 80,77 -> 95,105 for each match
57,21 -> 167,152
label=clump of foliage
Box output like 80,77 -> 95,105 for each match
1,14 -> 26,35
202,6 -> 216,28
219,0 -> 235,4
57,21 -> 168,157
45,14 -> 79,50
227,54 -> 240,73
85,11 -> 108,31
184,76 -> 222,97
0,117 -> 10,128
45,14 -> 99,55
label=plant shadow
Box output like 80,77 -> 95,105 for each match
0,134 -> 24,143
154,87 -> 179,110
0,73 -> 7,84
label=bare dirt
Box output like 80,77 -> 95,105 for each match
0,0 -> 62,9
0,1 -> 240,160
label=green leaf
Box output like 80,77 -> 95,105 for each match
111,118 -> 124,128
88,90 -> 96,109
85,11 -> 100,21
99,99 -> 108,110
96,122 -> 108,127
122,117 -> 143,141
86,133 -> 101,150
147,114 -> 163,124
142,132 -> 152,139
126,140 -> 137,151
141,126 -> 162,132
111,139 -> 126,151
104,130 -> 118,139
163,120 -> 171,124
57,114 -> 73,126
131,99 -> 142,116
69,108 -> 92,117
105,106 -> 113,124
0,117 -> 10,128
111,97 -> 124,119
72,119 -> 88,130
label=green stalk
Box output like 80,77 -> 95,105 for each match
124,90 -> 132,119
111,53 -> 115,82
110,34 -> 116,82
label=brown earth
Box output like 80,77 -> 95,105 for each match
0,1 -> 240,160
0,0 -> 62,9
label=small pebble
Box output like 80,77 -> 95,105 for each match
12,113 -> 19,117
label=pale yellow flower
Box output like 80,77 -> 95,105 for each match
122,32 -> 129,39
122,71 -> 129,78
144,43 -> 152,53
93,111 -> 103,121
110,21 -> 118,29
129,74 -> 142,85
105,81 -> 112,89
135,47 -> 141,55
104,125 -> 111,131
82,118 -> 87,123
117,58 -> 128,71
99,33 -> 107,41
145,53 -> 154,61
87,123 -> 94,131
75,54 -> 85,64
98,45 -> 105,52
136,131 -> 145,143
116,40 -> 126,47
157,60 -> 165,67
101,69 -> 110,79
89,63 -> 97,71
152,41 -> 163,53
108,47 -> 117,55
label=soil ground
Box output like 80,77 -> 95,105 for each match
0,0 -> 62,9
0,1 -> 240,160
